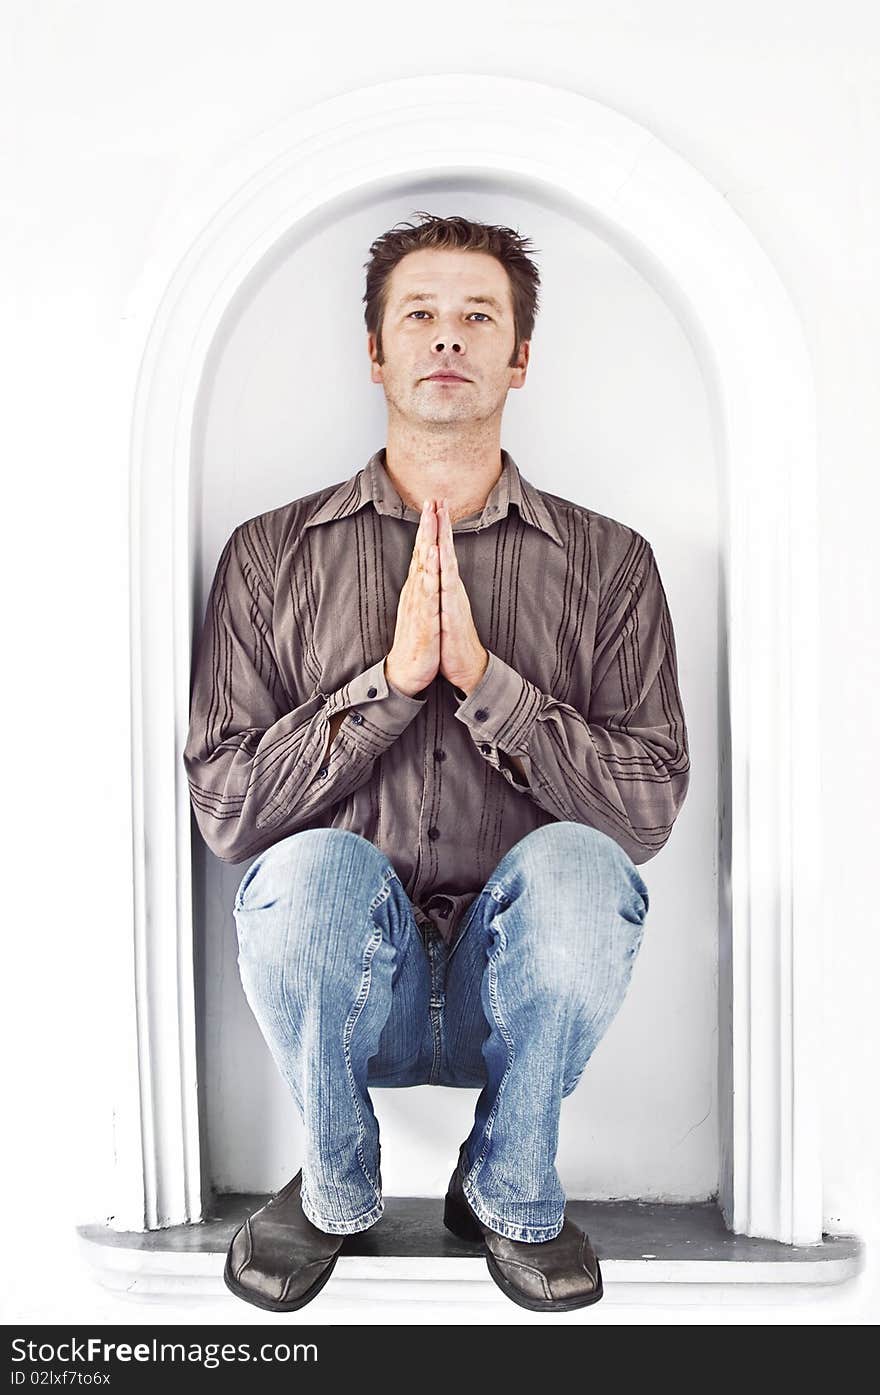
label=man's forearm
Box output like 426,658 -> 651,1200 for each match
320,660 -> 527,776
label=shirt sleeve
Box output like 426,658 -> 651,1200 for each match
183,522 -> 427,863
451,542 -> 690,864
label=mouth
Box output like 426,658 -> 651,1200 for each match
425,373 -> 471,383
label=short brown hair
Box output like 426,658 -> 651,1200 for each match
363,211 -> 542,367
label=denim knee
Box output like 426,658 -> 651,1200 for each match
234,827 -> 385,911
495,821 -> 649,917
232,827 -> 399,971
476,823 -> 650,1002
504,818 -> 622,867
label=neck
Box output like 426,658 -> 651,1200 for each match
383,420 -> 504,521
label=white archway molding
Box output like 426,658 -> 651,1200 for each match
120,75 -> 822,1245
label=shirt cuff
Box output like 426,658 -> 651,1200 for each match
325,656 -> 428,744
451,649 -> 541,752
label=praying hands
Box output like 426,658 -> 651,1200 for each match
384,496 -> 488,698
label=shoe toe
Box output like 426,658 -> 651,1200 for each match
485,1217 -> 602,1308
227,1218 -> 290,1306
545,1235 -> 600,1303
225,1181 -> 347,1311
227,1218 -> 252,1282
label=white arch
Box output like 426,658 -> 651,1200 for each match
120,75 -> 821,1245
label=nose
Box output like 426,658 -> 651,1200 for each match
431,325 -> 464,354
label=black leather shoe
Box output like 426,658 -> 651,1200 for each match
223,1169 -> 347,1312
443,1145 -> 604,1312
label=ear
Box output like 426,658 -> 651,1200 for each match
367,331 -> 384,385
510,338 -> 530,389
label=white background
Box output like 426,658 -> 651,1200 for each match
2,0 -> 877,1325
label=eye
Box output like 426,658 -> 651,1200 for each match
406,311 -> 492,321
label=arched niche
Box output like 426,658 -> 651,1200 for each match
119,74 -> 821,1246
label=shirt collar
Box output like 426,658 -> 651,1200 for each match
302,448 -> 565,547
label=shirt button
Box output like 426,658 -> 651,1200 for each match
479,742 -> 492,754
475,708 -> 489,722
350,711 -> 364,725
318,765 -> 328,778
427,826 -> 441,841
433,748 -> 446,761
367,686 -> 377,698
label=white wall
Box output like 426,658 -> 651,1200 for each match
3,0 -> 877,1322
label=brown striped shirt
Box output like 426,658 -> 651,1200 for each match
183,448 -> 691,945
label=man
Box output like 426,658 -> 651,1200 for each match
183,212 -> 691,1314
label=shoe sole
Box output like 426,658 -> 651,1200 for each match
223,1239 -> 341,1313
444,1189 -> 604,1312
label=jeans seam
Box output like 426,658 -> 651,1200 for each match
462,887 -> 565,1241
463,897 -> 515,1197
340,879 -> 395,1203
369,866 -> 401,910
234,855 -> 264,913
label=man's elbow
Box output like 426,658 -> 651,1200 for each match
635,767 -> 690,863
189,808 -> 258,867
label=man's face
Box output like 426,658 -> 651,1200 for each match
368,248 -> 529,429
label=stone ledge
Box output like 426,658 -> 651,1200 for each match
77,1195 -> 864,1295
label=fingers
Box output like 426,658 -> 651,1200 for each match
423,528 -> 439,595
408,502 -> 424,575
423,499 -> 438,573
436,496 -> 459,589
415,506 -> 438,610
410,498 -> 437,578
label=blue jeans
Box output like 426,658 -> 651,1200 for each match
233,821 -> 649,1243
